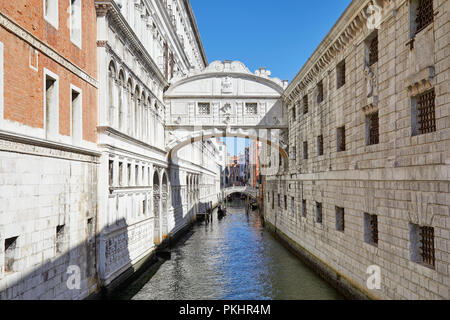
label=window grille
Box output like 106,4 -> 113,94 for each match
337,60 -> 346,89
316,202 -> 322,223
417,89 -> 436,134
317,135 -> 324,156
302,200 -> 307,217
337,126 -> 346,152
335,207 -> 345,231
415,0 -> 434,35
303,95 -> 308,114
420,226 -> 435,267
303,141 -> 308,159
198,103 -> 211,115
245,103 -> 258,115
317,81 -> 324,104
368,34 -> 378,66
367,112 -> 379,145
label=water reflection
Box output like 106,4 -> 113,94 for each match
122,200 -> 343,300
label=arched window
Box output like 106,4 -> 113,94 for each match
126,79 -> 133,136
118,70 -> 125,131
134,86 -> 140,138
108,62 -> 116,126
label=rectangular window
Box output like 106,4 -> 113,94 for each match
291,197 -> 295,212
45,71 -> 59,139
337,126 -> 346,152
135,165 -> 139,185
198,102 -> 211,115
70,0 -> 82,47
291,106 -> 296,121
303,95 -> 308,114
336,60 -> 346,89
303,141 -> 308,159
127,163 -> 132,185
43,0 -> 58,29
71,87 -> 82,144
277,194 -> 281,208
302,199 -> 307,217
316,202 -> 322,223
317,135 -> 324,156
108,160 -> 114,186
366,111 -> 379,145
317,80 -> 324,104
364,213 -> 378,246
272,191 -> 274,210
335,207 -> 345,232
4,236 -> 18,273
245,103 -> 258,115
0,41 -> 3,119
56,225 -> 65,254
412,89 -> 436,136
409,223 -> 435,268
367,31 -> 378,66
118,162 -> 123,186
414,0 -> 434,35
284,195 -> 287,210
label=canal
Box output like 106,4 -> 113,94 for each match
116,199 -> 344,300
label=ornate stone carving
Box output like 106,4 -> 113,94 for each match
408,192 -> 436,227
221,76 -> 233,94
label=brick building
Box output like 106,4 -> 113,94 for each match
264,0 -> 449,299
0,0 -> 99,299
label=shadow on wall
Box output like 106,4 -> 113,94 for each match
0,219 -> 133,300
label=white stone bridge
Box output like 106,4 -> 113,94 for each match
223,186 -> 258,198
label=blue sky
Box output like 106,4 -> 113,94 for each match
190,0 -> 352,155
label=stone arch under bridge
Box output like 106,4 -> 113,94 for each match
164,60 -> 289,161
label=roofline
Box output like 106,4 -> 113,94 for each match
183,0 -> 208,67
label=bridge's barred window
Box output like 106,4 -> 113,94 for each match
412,89 -> 436,136
336,60 -> 346,89
303,95 -> 308,114
245,103 -> 258,115
303,141 -> 308,159
335,207 -> 345,232
366,31 -> 378,67
366,111 -> 379,145
414,0 -> 434,35
364,213 -> 378,246
302,199 -> 307,217
317,80 -> 324,104
409,223 -> 435,268
198,102 -> 211,115
315,202 -> 322,223
317,135 -> 324,156
337,126 -> 346,152
56,225 -> 66,254
4,236 -> 18,273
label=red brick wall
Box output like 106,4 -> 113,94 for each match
0,0 -> 98,143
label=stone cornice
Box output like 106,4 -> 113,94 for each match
283,0 -> 395,105
95,0 -> 169,88
182,0 -> 208,67
0,12 -> 98,88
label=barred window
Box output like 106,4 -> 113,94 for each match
415,0 -> 434,35
303,141 -> 308,159
364,213 -> 378,246
302,199 -> 307,217
284,195 -> 287,210
303,95 -> 308,114
317,80 -> 324,104
337,126 -> 346,152
4,236 -> 19,273
335,207 -> 344,232
317,135 -> 324,156
336,60 -> 346,89
367,32 -> 378,66
410,223 -> 435,268
245,103 -> 258,115
413,89 -> 436,135
366,111 -> 379,145
198,102 -> 211,115
316,202 -> 322,223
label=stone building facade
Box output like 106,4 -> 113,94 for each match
264,0 -> 449,299
0,0 -> 99,299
